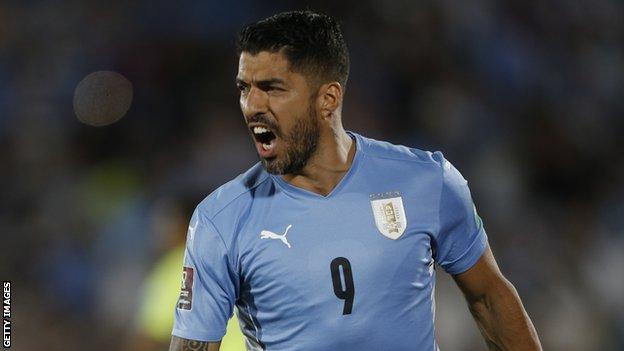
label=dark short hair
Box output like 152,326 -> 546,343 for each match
237,11 -> 350,89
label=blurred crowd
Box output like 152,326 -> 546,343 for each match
1,1 -> 623,350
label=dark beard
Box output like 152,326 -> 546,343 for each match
261,105 -> 320,175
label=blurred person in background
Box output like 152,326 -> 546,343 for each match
169,11 -> 541,351
126,195 -> 246,350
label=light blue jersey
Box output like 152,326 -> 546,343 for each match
172,132 -> 488,350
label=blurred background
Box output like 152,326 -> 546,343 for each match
2,0 -> 623,350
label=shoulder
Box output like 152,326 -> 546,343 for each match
196,162 -> 270,222
355,132 -> 447,169
355,132 -> 468,196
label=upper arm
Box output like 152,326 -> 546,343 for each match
434,155 -> 488,275
172,208 -> 238,341
452,244 -> 510,303
169,335 -> 221,351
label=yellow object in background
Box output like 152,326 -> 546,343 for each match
137,244 -> 246,350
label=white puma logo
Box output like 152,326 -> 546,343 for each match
260,225 -> 293,248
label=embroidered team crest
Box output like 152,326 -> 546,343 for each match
370,192 -> 407,240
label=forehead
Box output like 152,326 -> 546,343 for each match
237,51 -> 293,81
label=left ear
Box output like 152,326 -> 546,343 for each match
316,82 -> 343,120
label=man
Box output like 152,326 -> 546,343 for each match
170,11 -> 542,351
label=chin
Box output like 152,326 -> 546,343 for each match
260,158 -> 285,175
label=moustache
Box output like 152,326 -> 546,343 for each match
248,115 -> 281,136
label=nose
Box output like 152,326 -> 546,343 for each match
240,86 -> 268,119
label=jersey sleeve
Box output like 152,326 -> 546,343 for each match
434,156 -> 488,275
171,207 -> 238,341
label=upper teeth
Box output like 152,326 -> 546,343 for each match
253,126 -> 270,134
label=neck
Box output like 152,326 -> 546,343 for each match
281,127 -> 355,197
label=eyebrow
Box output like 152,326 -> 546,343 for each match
236,77 -> 286,87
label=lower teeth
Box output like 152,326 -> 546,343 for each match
262,143 -> 272,150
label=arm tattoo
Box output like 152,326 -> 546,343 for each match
182,340 -> 210,351
169,336 -> 220,351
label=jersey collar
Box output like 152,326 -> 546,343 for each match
270,131 -> 364,200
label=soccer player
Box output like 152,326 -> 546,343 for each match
170,11 -> 542,351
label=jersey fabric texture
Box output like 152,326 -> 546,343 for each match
172,132 -> 488,351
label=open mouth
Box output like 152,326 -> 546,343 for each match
251,126 -> 277,150
249,124 -> 278,157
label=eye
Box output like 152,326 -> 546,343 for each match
264,86 -> 284,93
237,83 -> 249,94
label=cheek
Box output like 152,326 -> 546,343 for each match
267,99 -> 292,126
239,94 -> 249,114
270,95 -> 311,127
